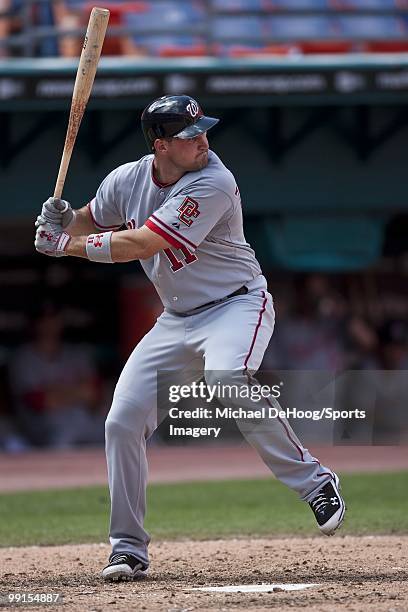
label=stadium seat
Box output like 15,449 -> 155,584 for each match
364,39 -> 408,51
299,40 -> 353,52
11,0 -> 408,58
36,0 -> 59,57
272,0 -> 330,9
211,15 -> 267,42
268,15 -> 338,39
79,0 -> 148,8
331,0 -> 398,8
84,1 -> 148,11
214,42 -> 294,56
210,0 -> 266,10
159,45 -> 207,57
123,1 -> 206,33
126,33 -> 207,56
82,2 -> 147,55
337,15 -> 406,38
62,0 -> 85,7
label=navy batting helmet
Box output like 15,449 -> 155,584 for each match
141,95 -> 219,151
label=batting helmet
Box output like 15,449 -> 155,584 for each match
141,95 -> 219,152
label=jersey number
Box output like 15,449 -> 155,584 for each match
164,246 -> 197,272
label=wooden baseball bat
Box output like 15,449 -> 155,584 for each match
54,7 -> 110,199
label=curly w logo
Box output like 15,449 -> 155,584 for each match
186,100 -> 199,117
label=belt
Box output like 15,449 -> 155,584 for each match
177,285 -> 248,317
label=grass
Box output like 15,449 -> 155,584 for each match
0,472 -> 407,547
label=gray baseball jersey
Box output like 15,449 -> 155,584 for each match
93,149 -> 338,568
89,150 -> 266,312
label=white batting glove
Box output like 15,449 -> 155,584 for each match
34,222 -> 71,257
35,197 -> 76,229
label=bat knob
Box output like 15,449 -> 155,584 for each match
59,201 -> 69,214
52,198 -> 70,213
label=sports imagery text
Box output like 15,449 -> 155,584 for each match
166,381 -> 366,439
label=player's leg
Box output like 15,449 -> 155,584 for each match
103,310 -> 201,580
197,289 -> 345,534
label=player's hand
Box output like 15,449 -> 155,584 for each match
34,222 -> 71,257
35,197 -> 75,229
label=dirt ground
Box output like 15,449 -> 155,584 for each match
0,536 -> 407,611
1,447 -> 407,610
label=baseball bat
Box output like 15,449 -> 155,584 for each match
53,7 -> 110,199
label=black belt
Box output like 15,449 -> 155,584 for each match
178,285 -> 248,317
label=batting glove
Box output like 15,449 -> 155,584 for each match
34,222 -> 71,257
35,197 -> 75,229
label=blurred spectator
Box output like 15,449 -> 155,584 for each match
370,320 -> 408,443
263,274 -> 347,370
0,0 -> 59,58
336,320 -> 408,444
9,303 -> 106,449
121,1 -> 207,57
0,348 -> 29,452
52,1 -> 144,57
0,410 -> 28,452
52,0 -> 93,57
376,319 -> 408,370
2,0 -> 408,58
261,275 -> 348,443
343,315 -> 379,369
0,1 -> 10,58
0,0 -> 18,57
261,275 -> 408,444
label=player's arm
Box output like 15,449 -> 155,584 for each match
66,205 -> 98,235
69,226 -> 169,261
35,224 -> 171,262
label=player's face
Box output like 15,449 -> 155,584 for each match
166,132 -> 209,172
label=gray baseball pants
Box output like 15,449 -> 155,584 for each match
105,288 -> 335,567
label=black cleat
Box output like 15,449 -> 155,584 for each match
309,475 -> 346,536
101,553 -> 147,582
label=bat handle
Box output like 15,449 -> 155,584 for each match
54,139 -> 73,199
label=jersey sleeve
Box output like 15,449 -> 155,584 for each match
144,183 -> 234,252
88,168 -> 124,231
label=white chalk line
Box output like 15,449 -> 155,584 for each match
191,583 -> 319,593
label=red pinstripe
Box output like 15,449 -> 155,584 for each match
243,291 -> 267,371
265,396 -> 305,462
145,219 -> 183,250
244,291 -> 333,478
150,214 -> 197,250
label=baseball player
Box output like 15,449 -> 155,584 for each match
35,95 -> 346,582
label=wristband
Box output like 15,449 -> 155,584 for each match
86,231 -> 113,263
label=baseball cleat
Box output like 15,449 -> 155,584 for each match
309,474 -> 346,536
101,553 -> 147,582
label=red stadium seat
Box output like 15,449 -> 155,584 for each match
364,40 -> 408,51
299,40 -> 353,52
220,43 -> 294,56
159,44 -> 208,57
83,2 -> 148,55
